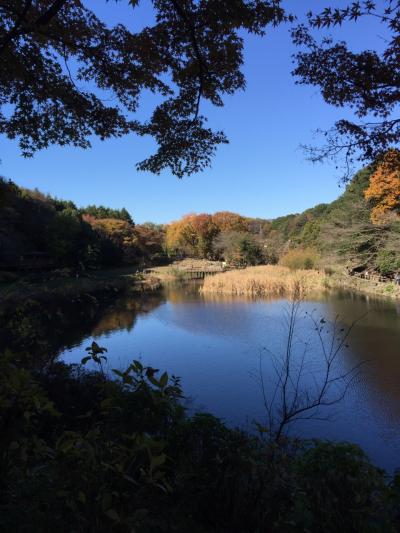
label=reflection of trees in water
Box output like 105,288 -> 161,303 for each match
162,281 -> 203,304
161,281 -> 285,339
91,293 -> 166,337
0,291 -> 165,367
326,291 -> 400,419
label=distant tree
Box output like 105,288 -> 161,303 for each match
279,247 -> 318,270
212,211 -> 248,233
292,2 -> 400,178
191,214 -> 220,258
140,222 -> 165,232
299,219 -> 321,246
47,208 -> 85,264
376,249 -> 400,276
166,213 -> 219,258
119,208 -> 134,225
245,217 -> 271,236
213,231 -> 263,266
84,217 -> 139,263
81,205 -> 134,225
51,198 -> 78,212
134,224 -> 167,264
364,150 -> 400,225
0,1 -> 287,177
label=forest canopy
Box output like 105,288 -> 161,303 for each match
0,0 -> 286,177
2,2 -> 400,178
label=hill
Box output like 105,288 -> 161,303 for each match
1,165 -> 399,279
263,167 -> 400,277
0,178 -> 166,272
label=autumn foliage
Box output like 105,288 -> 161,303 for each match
211,211 -> 248,232
364,151 -> 400,225
165,212 -> 254,259
83,216 -> 166,265
166,214 -> 219,258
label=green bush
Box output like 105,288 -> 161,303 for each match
280,247 -> 319,270
376,250 -> 400,276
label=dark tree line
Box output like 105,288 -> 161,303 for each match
0,178 -> 165,269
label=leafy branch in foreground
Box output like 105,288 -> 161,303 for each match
292,1 -> 400,180
0,0 -> 287,177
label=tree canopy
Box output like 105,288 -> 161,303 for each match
292,1 -> 400,178
0,0 -> 286,177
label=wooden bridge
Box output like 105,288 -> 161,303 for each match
174,268 -> 225,280
144,264 -> 227,280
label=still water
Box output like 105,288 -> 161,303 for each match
61,283 -> 400,472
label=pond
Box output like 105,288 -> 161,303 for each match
61,282 -> 400,472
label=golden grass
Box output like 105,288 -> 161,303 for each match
201,265 -> 326,297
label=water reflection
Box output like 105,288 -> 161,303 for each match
91,293 -> 166,337
57,283 -> 400,471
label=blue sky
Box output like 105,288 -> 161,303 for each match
0,1 -> 386,223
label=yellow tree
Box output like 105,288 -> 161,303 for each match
165,216 -> 195,256
83,216 -> 140,263
364,151 -> 400,225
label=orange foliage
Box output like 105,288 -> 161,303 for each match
211,211 -> 248,232
165,213 -> 219,257
134,224 -> 165,254
365,150 -> 400,224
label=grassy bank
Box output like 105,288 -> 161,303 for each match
146,259 -> 225,282
201,265 -> 327,297
200,265 -> 400,300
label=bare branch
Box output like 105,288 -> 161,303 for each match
257,290 -> 367,443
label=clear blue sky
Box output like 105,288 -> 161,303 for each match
0,1 -> 385,223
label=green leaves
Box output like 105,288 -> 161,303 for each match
82,342 -> 108,367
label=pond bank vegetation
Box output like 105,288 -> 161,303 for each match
1,339 -> 399,533
201,265 -> 327,297
200,264 -> 400,300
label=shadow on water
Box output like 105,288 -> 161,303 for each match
0,289 -> 166,366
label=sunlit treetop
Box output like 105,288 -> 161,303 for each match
364,149 -> 400,224
0,0 -> 287,177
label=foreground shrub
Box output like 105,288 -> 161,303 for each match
280,248 -> 319,270
0,348 -> 399,532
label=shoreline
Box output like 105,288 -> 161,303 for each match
328,272 -> 400,301
198,265 -> 400,301
0,266 -> 161,305
1,262 -> 399,306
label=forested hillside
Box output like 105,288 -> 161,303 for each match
264,166 -> 400,276
0,178 -> 166,271
1,163 -> 399,276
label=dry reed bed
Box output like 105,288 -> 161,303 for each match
201,265 -> 326,297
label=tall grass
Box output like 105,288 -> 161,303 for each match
201,265 -> 326,297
